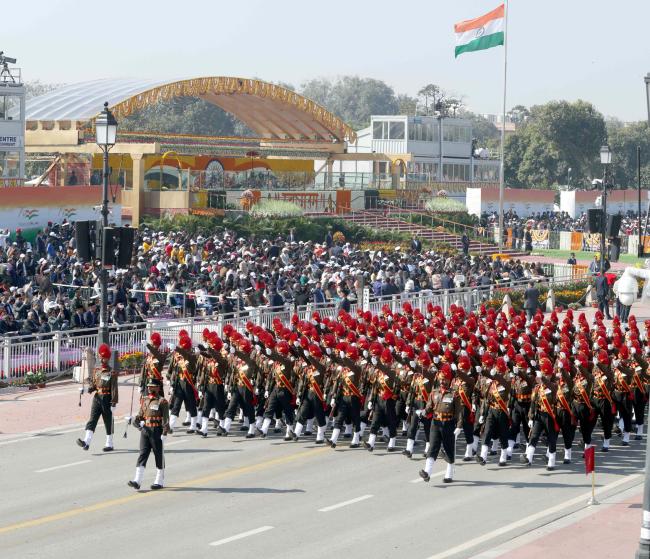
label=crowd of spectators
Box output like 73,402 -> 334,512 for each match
0,221 -> 551,338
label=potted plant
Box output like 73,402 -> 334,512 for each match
24,370 -> 46,389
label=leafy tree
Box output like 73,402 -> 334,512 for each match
119,97 -> 252,136
397,94 -> 418,116
417,84 -> 446,115
606,121 -> 650,187
301,76 -> 399,129
502,100 -> 606,188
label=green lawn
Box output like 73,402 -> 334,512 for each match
534,249 -> 645,266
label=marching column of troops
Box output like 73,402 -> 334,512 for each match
78,301 -> 650,489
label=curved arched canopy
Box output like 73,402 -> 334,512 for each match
25,77 -> 356,142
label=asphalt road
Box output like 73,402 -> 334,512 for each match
0,412 -> 644,559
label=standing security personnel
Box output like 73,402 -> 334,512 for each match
128,378 -> 169,490
77,343 -> 118,452
419,363 -> 462,483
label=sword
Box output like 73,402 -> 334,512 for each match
123,369 -> 137,438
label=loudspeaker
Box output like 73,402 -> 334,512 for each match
587,209 -> 603,234
609,237 -> 621,262
606,214 -> 622,238
116,227 -> 136,268
102,227 -> 116,267
75,221 -> 94,262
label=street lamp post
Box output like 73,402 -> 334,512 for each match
599,145 -> 611,276
95,102 -> 118,347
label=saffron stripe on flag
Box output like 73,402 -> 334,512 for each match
454,4 -> 504,33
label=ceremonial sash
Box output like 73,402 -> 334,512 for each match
634,372 -> 647,394
491,383 -> 511,424
539,390 -> 560,433
209,363 -> 223,384
379,376 -> 395,400
458,386 -> 475,424
344,376 -> 364,401
310,378 -> 326,403
239,371 -> 255,393
277,372 -> 295,395
557,388 -> 576,424
595,375 -> 616,414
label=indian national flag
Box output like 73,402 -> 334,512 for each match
454,4 -> 505,58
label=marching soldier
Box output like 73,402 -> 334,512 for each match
571,351 -> 597,455
592,349 -> 616,451
477,357 -> 511,466
364,349 -> 400,452
403,353 -> 433,459
168,335 -> 199,434
220,338 -> 257,438
612,345 -> 635,446
522,358 -> 560,470
77,343 -> 118,452
139,332 -> 166,396
554,358 -> 577,464
196,333 -> 227,437
419,363 -> 462,483
128,378 -> 169,490
260,341 -> 297,440
293,344 -> 328,444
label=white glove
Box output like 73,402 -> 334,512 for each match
528,420 -> 534,428
160,435 -> 166,443
405,406 -> 410,414
454,427 -> 462,437
367,401 -> 373,411
110,406 -> 116,413
478,416 -> 485,425
330,398 -> 336,407
264,390 -> 269,398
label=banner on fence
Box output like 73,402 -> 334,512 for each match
531,229 -> 550,249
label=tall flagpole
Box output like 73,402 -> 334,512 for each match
498,0 -> 509,251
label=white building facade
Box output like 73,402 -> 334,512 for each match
322,115 -> 500,185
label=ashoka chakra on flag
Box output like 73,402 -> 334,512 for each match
454,4 -> 504,58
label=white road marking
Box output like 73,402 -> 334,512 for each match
318,494 -> 374,512
164,439 -> 188,446
425,474 -> 642,559
209,526 -> 274,547
35,460 -> 92,473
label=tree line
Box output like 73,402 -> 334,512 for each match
25,78 -> 650,189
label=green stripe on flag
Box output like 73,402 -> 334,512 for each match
455,31 -> 504,58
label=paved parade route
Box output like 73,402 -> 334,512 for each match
0,383 -> 644,559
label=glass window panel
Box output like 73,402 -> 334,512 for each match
389,121 -> 404,140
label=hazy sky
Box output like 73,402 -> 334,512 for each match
5,0 -> 650,121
